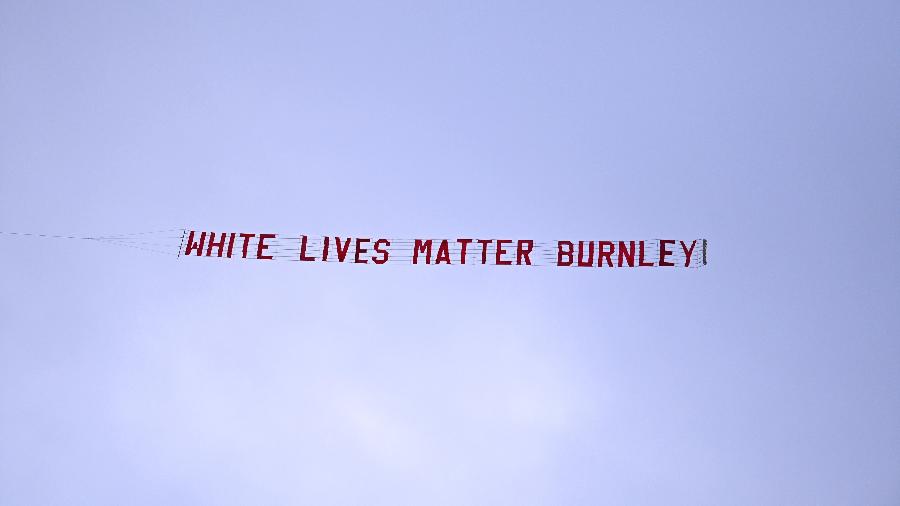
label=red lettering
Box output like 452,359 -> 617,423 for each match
435,240 -> 451,264
299,235 -> 315,261
457,239 -> 472,264
477,239 -> 491,264
322,236 -> 330,261
680,240 -> 697,267
239,233 -> 255,258
638,241 -> 654,267
577,241 -> 594,267
354,238 -> 370,264
184,231 -> 206,257
227,233 -> 236,258
334,237 -> 352,262
257,233 -> 275,260
598,241 -> 614,267
413,239 -> 432,264
495,239 -> 512,265
516,240 -> 533,265
618,240 -> 635,267
373,239 -> 390,264
659,240 -> 675,267
557,241 -> 573,266
206,232 -> 226,257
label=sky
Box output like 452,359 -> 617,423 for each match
1,1 -> 898,504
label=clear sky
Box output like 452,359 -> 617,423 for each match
1,1 -> 898,504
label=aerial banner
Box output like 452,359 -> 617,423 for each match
0,229 -> 708,268
178,231 -> 708,268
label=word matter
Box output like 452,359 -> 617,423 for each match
180,231 -> 708,268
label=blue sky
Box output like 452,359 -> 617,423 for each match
1,1 -> 898,504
